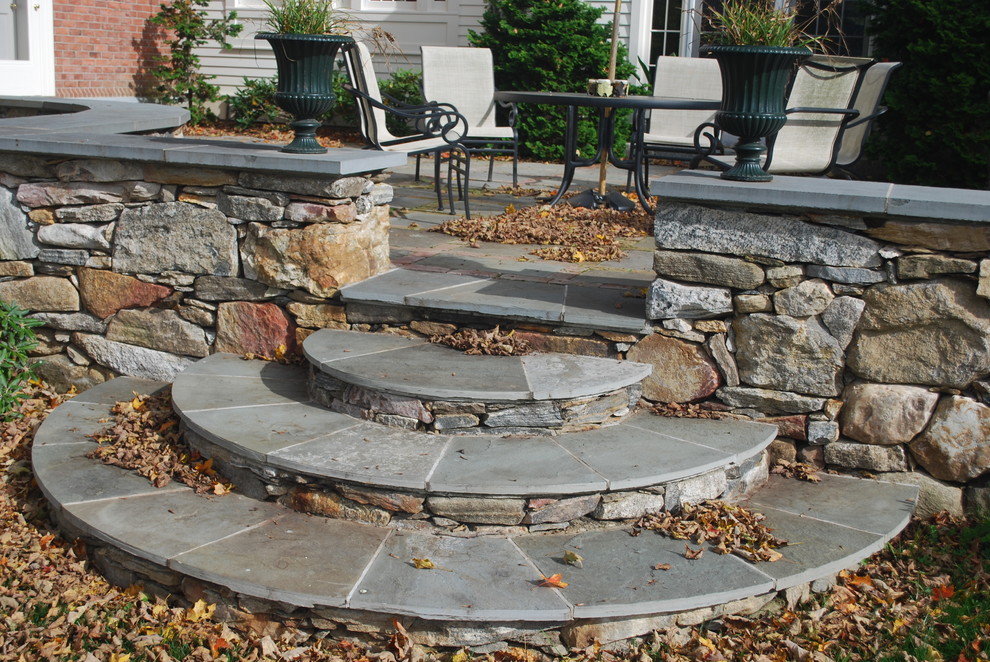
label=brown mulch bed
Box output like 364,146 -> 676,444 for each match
177,120 -> 361,150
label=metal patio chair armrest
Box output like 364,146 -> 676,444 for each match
785,106 -> 861,120
343,84 -> 469,146
495,98 -> 519,128
842,105 -> 887,131
689,121 -> 729,169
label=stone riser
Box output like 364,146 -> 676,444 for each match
172,354 -> 778,527
184,425 -> 768,531
308,366 -> 642,435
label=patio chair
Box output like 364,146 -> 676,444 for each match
341,41 -> 473,218
696,55 -> 870,176
419,45 -> 519,186
627,55 -> 723,189
830,60 -> 903,177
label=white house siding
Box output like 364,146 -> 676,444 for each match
199,0 -> 467,94
197,0 -> 659,95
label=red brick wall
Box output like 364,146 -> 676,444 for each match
53,0 -> 164,98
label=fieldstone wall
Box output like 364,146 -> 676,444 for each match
0,152 -> 392,390
643,195 -> 990,512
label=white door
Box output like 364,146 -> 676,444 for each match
0,0 -> 55,95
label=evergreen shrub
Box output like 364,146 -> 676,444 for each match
469,0 -> 640,161
150,0 -> 243,125
862,0 -> 989,189
379,69 -> 425,137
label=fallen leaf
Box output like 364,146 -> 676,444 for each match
412,558 -> 435,569
186,599 -> 216,622
847,574 -> 874,588
563,550 -> 584,568
684,545 -> 704,560
653,562 -> 672,571
931,584 -> 955,600
538,573 -> 568,588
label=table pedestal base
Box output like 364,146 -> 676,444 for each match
567,188 -> 636,212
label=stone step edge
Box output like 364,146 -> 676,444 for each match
302,328 -> 653,403
34,377 -> 920,633
172,356 -> 778,503
337,268 -> 656,336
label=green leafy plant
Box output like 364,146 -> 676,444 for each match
861,0 -> 990,189
261,0 -> 352,35
379,69 -> 425,137
0,301 -> 43,421
469,0 -> 637,161
226,77 -> 286,128
331,67 -> 359,128
227,68 -> 357,130
150,0 -> 243,125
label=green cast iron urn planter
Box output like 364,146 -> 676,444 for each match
704,44 -> 811,182
257,32 -> 355,154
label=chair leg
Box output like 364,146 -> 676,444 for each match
447,159 -> 456,216
415,154 -> 422,181
434,150 -> 443,211
487,155 -> 495,182
512,148 -> 518,188
446,146 -> 471,219
461,149 -> 471,219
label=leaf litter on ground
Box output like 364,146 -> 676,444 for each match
3,382 -> 989,661
637,501 -> 789,563
86,387 -> 234,495
431,197 -> 652,263
429,325 -> 532,356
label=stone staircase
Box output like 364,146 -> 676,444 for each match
32,290 -> 920,650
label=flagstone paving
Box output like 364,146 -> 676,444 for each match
348,160 -> 662,334
34,376 -> 918,623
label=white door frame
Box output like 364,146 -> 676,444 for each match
629,0 -> 703,72
0,0 -> 55,96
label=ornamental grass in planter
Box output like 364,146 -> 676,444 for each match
702,0 -> 842,182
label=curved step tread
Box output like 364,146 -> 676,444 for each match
34,377 -> 920,624
172,354 -> 776,496
303,329 -> 652,402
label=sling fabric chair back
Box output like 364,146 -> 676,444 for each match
764,55 -> 871,174
643,55 -> 723,151
345,41 -> 414,149
833,60 -> 903,172
420,45 -> 519,185
342,41 -> 472,217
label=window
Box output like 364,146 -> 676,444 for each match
794,0 -> 868,57
649,0 -> 684,61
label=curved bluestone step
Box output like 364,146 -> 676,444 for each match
303,329 -> 652,434
34,376 -> 919,635
304,328 -> 650,398
171,354 -> 777,505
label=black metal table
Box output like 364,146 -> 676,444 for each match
494,90 -> 719,213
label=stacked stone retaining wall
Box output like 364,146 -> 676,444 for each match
643,172 -> 990,515
0,152 -> 393,388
